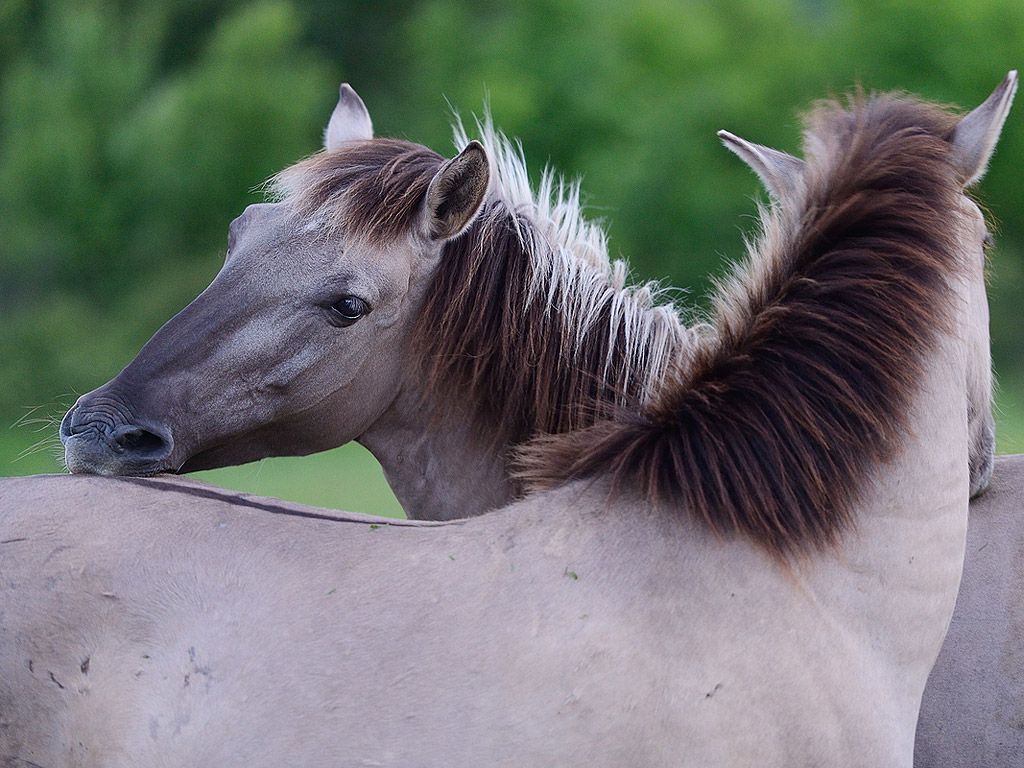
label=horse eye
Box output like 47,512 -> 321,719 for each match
328,295 -> 369,327
983,231 -> 994,248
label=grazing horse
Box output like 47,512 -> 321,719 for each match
1,76 -> 1010,765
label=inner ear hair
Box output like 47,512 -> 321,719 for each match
426,141 -> 489,241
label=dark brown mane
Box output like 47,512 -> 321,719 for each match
517,93 -> 969,557
410,121 -> 693,452
412,200 -> 690,448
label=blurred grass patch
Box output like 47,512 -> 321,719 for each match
191,444 -> 405,518
995,372 -> 1024,455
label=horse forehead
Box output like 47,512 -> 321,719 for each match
224,230 -> 415,305
234,201 -> 280,225
229,205 -> 328,262
225,201 -> 427,294
225,204 -> 298,264
229,202 -> 289,243
955,197 -> 989,269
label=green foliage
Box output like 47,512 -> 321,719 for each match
2,0 -> 1024,506
0,0 -> 333,431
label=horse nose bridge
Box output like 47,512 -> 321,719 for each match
126,278 -> 248,383
61,389 -> 139,437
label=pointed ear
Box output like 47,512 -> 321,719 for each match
952,70 -> 1017,186
718,130 -> 805,204
424,141 -> 490,241
324,83 -> 373,150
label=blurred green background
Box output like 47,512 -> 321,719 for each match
2,0 -> 1023,517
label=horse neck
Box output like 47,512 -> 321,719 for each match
357,376 -> 516,521
807,311 -> 971,715
362,264 -> 699,522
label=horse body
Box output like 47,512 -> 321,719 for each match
0,466 -> 959,767
4,76 -> 1012,765
6,457 -> 1024,766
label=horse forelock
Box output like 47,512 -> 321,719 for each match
518,92 -> 974,558
268,139 -> 445,243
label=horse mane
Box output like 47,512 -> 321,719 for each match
414,115 -> 695,444
517,92 -> 970,557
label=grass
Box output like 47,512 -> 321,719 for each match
994,372 -> 1024,455
5,373 -> 1024,517
189,445 -> 406,518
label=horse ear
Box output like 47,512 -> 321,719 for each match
324,83 -> 373,150
424,140 -> 490,241
951,70 -> 1017,186
718,130 -> 805,204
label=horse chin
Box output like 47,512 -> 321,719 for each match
63,439 -> 170,478
176,446 -> 251,474
62,428 -> 176,478
175,439 -> 289,475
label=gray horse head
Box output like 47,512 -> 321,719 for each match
61,85 -> 489,478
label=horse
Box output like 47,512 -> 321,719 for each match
916,452 -> 1024,766
2,74 -> 1011,765
695,98 -> 1024,767
62,76 -> 1022,767
6,470 -> 1024,768
4,461 -> 1022,768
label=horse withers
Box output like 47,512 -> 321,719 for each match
6,75 -> 1012,765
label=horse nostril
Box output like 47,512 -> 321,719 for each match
110,425 -> 172,459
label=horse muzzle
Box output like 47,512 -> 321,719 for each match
60,397 -> 175,476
